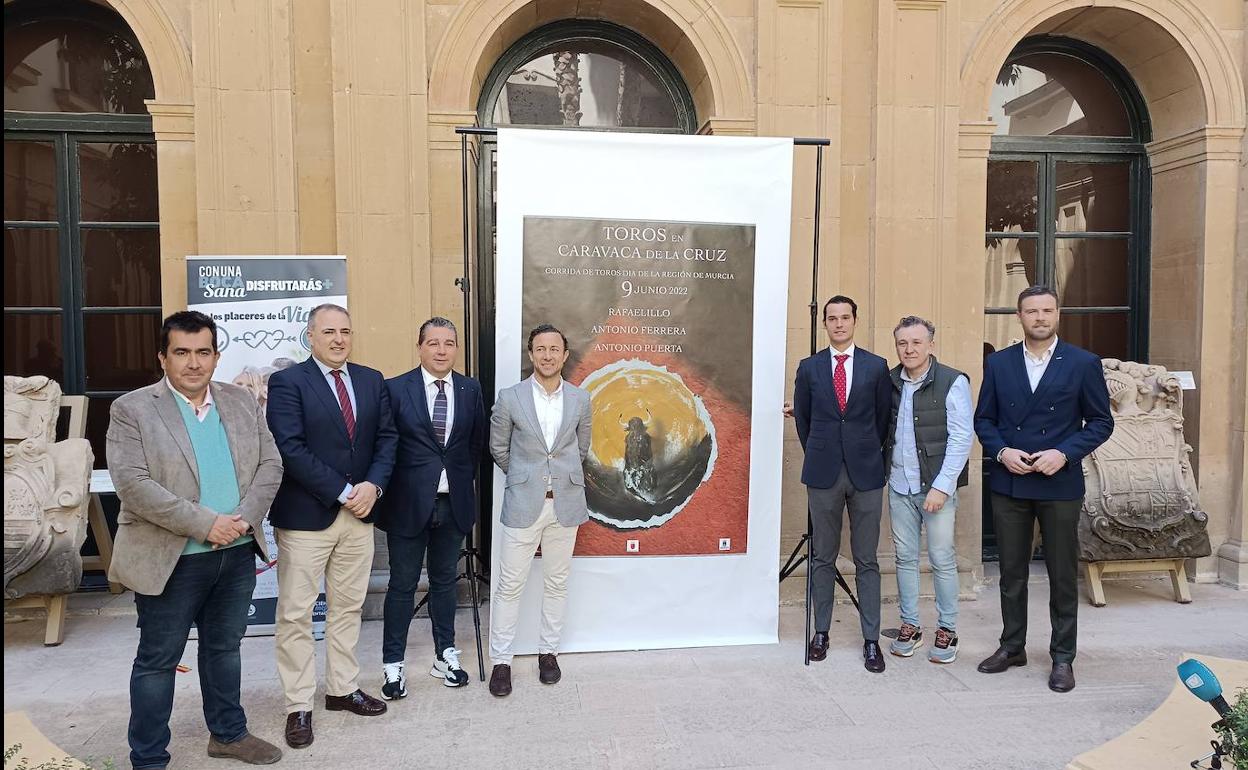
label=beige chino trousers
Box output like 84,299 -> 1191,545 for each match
274,508 -> 373,713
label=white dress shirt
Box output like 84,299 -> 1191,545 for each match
422,367 -> 454,494
1023,336 -> 1059,392
829,342 -> 856,398
165,378 -> 214,422
532,376 -> 564,491
312,356 -> 359,503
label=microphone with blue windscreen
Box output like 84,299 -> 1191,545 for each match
1178,658 -> 1231,718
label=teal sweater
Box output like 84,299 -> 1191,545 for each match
175,395 -> 253,555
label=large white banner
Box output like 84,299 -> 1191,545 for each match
494,128 -> 792,651
187,255 -> 346,637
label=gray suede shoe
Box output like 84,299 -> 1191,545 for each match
207,733 -> 283,765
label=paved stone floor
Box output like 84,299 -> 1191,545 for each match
5,575 -> 1247,770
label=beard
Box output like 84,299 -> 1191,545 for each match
1024,324 -> 1056,342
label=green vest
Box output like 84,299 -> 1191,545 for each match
885,356 -> 970,493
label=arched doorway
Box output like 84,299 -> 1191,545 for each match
472,20 -> 697,396
980,36 -> 1151,560
4,0 -> 161,467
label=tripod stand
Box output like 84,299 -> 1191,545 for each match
412,531 -> 490,682
776,139 -> 860,666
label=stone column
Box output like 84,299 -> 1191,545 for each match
146,100 -> 196,316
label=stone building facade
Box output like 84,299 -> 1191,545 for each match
4,0 -> 1245,592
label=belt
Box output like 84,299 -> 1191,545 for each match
545,490 -> 554,499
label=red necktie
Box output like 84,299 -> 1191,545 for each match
833,354 -> 849,412
330,369 -> 356,441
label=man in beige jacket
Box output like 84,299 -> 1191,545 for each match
108,311 -> 284,770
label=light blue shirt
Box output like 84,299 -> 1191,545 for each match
312,356 -> 358,504
889,361 -> 973,496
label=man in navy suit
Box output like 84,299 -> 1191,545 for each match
974,285 -> 1112,693
374,317 -> 486,698
266,303 -> 397,748
792,295 -> 893,672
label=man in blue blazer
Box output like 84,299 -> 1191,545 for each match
793,295 -> 893,673
375,317 -> 486,698
974,286 -> 1112,693
266,303 -> 397,748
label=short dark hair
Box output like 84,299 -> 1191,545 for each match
823,295 -> 858,320
160,311 -> 218,354
893,315 -> 936,339
527,323 -> 569,351
1017,285 -> 1059,310
308,303 -> 350,330
418,316 -> 458,345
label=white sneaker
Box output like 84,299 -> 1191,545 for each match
431,646 -> 470,688
381,661 -> 406,700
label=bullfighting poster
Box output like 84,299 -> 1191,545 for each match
187,255 -> 345,637
495,129 -> 792,651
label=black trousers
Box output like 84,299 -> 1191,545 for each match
991,493 -> 1081,663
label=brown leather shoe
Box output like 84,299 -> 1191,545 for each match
284,712 -> 313,749
324,689 -> 387,716
808,632 -> 830,662
489,664 -> 512,697
208,733 -> 282,764
1048,662 -> 1076,693
538,653 -> 561,684
977,646 -> 1028,674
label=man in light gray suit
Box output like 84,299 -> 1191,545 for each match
488,323 -> 593,697
108,311 -> 284,769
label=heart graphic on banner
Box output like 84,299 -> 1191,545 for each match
241,329 -> 285,350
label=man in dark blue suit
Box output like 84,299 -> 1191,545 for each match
793,295 -> 893,672
974,285 -> 1112,693
375,317 -> 486,698
266,303 -> 397,748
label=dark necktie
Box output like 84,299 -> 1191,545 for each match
330,369 -> 356,441
834,354 -> 849,412
432,379 -> 448,446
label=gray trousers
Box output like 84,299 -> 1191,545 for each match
808,466 -> 883,641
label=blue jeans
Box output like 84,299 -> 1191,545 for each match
889,488 -> 958,632
129,545 -> 256,769
382,496 -> 466,662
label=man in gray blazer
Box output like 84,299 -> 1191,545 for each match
487,323 -> 593,697
107,311 -> 284,770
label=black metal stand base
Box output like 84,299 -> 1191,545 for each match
779,512 -> 860,666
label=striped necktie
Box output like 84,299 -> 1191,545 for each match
432,379 -> 448,446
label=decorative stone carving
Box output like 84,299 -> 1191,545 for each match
1080,360 -> 1211,562
4,376 -> 93,599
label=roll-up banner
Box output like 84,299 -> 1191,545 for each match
494,129 -> 793,651
187,255 -> 346,637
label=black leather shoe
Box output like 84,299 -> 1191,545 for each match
324,689 -> 387,716
977,646 -> 1028,674
1049,662 -> 1075,693
538,653 -> 561,684
808,632 -> 830,662
863,640 -> 886,673
489,664 -> 512,697
284,711 -> 312,749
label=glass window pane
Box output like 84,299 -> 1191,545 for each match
4,228 -> 60,307
984,313 -> 1022,359
82,228 -> 160,306
3,10 -> 155,114
1054,238 -> 1129,307
990,52 -> 1132,137
492,42 -> 679,129
84,312 -> 160,390
3,312 -> 63,381
1058,312 -> 1129,360
1055,161 -> 1130,232
85,395 -> 118,469
984,236 -> 1039,309
4,141 -> 58,220
78,142 -> 158,222
986,160 -> 1038,232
